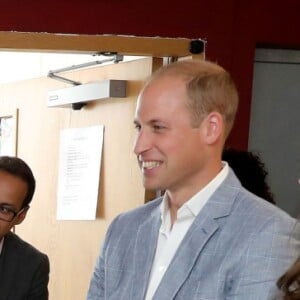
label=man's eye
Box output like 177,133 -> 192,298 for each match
153,125 -> 165,131
0,206 -> 10,214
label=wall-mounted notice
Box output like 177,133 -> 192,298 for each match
56,125 -> 104,220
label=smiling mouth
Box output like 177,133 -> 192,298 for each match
142,161 -> 161,169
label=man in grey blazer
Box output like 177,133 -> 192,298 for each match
87,60 -> 300,299
0,156 -> 49,300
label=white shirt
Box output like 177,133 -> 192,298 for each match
0,237 -> 4,255
144,162 -> 229,300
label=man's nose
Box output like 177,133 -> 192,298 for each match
133,129 -> 151,155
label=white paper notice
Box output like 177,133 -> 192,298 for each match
56,125 -> 104,220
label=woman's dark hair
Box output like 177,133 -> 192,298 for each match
0,156 -> 36,208
222,148 -> 275,204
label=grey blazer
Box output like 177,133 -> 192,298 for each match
0,231 -> 49,300
87,169 -> 300,300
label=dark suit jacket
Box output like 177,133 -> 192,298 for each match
0,231 -> 49,300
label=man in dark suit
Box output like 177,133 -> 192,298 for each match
0,156 -> 49,300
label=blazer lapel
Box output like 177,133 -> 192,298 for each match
153,215 -> 219,299
153,170 -> 240,299
131,207 -> 161,300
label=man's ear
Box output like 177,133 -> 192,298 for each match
14,206 -> 29,225
204,112 -> 224,144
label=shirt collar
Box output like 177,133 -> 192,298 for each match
184,161 -> 229,216
160,161 -> 229,221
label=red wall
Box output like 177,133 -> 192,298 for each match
2,0 -> 300,148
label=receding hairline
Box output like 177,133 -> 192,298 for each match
141,59 -> 239,139
149,60 -> 227,83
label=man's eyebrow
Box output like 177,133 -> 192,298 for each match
149,119 -> 164,124
133,119 -> 164,126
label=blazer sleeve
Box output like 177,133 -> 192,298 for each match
86,250 -> 105,300
27,253 -> 50,300
226,216 -> 300,300
86,215 -> 120,300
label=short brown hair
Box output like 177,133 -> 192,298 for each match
150,60 -> 239,138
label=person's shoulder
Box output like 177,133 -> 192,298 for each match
5,231 -> 48,261
224,170 -> 295,225
235,187 -> 297,232
4,232 -> 50,283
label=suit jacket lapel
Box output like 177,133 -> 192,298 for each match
131,206 -> 162,300
153,170 -> 240,299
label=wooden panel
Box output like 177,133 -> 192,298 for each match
0,31 -> 205,59
0,57 -> 162,299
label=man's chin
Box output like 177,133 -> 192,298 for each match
143,180 -> 162,192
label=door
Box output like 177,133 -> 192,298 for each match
249,48 -> 300,218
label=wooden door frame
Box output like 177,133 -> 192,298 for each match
0,31 -> 204,59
